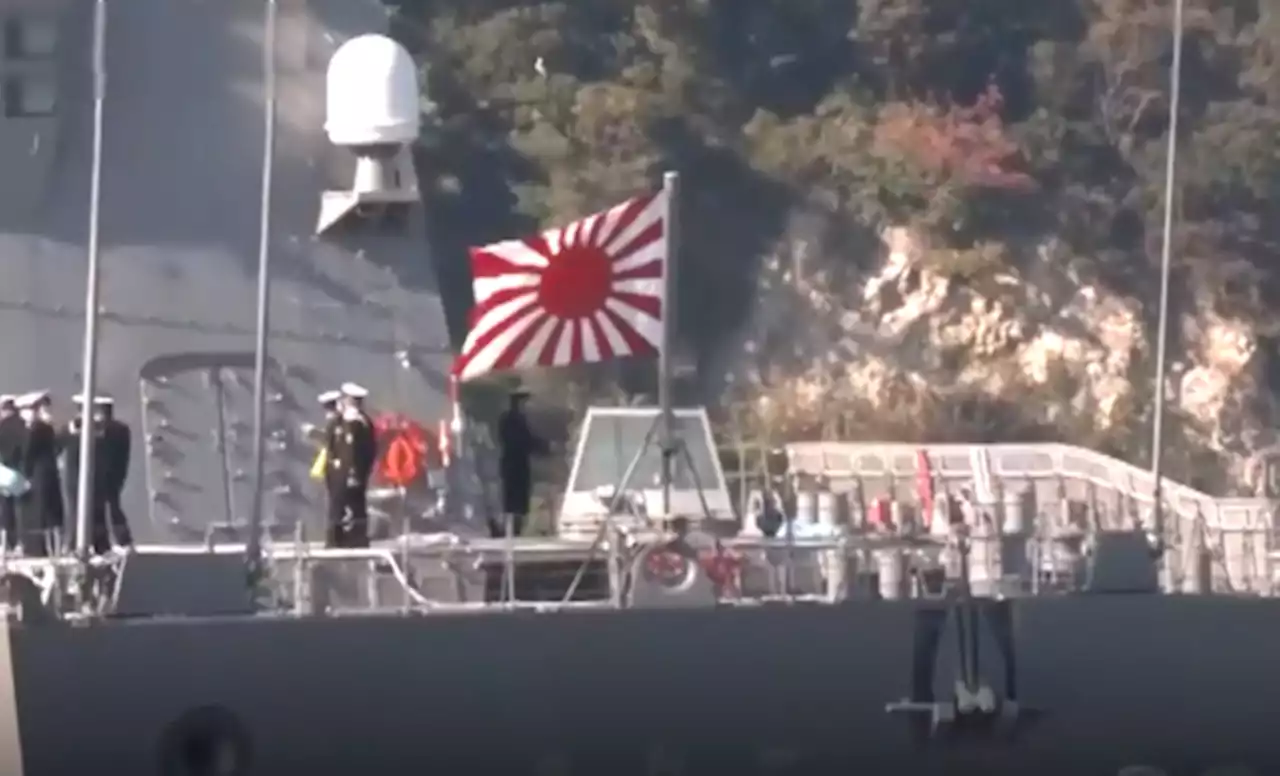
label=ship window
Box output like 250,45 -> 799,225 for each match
570,413 -> 721,493
3,16 -> 57,60
2,73 -> 56,118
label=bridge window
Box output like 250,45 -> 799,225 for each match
2,73 -> 56,117
2,16 -> 57,61
570,413 -> 721,493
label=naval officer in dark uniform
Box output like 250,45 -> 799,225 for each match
494,387 -> 547,539
325,382 -> 377,548
15,391 -> 64,556
314,389 -> 343,543
0,395 -> 22,551
62,394 -> 131,554
97,396 -> 134,550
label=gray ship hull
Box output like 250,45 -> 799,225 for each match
0,596 -> 1274,775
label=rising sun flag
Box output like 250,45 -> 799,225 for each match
452,189 -> 669,383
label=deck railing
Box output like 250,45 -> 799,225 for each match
785,441 -> 1276,594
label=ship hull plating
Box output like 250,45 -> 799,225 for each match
0,596 -> 1274,775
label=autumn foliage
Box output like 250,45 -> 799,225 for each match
874,85 -> 1038,192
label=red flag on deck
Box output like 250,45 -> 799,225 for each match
452,190 -> 668,383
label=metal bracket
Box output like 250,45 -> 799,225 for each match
886,595 -> 1045,745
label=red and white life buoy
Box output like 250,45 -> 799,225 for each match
696,548 -> 743,597
372,413 -> 430,487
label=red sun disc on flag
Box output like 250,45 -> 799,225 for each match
454,190 -> 668,382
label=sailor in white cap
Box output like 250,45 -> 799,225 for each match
0,394 -> 22,551
325,382 -> 376,548
309,390 -> 344,531
314,390 -> 343,445
340,381 -> 369,401
97,395 -> 133,551
13,390 -> 62,556
65,395 -> 132,554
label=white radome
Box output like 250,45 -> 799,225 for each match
324,34 -> 420,147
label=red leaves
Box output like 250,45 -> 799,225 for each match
874,84 -> 1038,192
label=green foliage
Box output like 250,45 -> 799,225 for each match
395,0 -> 1280,485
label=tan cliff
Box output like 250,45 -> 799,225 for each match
734,225 -> 1270,495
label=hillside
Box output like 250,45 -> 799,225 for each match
390,0 -> 1280,494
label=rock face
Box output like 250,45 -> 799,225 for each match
738,226 -> 1270,493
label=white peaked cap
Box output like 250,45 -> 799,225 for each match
317,390 -> 342,405
15,390 -> 50,409
72,394 -> 115,406
0,395 -> 14,405
340,382 -> 369,399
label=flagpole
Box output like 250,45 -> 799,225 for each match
1150,0 -> 1184,583
658,171 -> 680,519
74,0 -> 108,558
246,0 -> 278,581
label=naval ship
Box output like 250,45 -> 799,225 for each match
0,1 -> 1278,775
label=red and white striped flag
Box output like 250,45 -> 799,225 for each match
452,189 -> 668,382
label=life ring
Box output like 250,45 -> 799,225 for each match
372,413 -> 428,450
371,412 -> 433,486
377,431 -> 424,487
644,548 -> 690,585
696,548 -> 743,596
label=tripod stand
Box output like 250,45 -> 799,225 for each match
561,410 -> 717,604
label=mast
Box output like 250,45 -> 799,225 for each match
246,0 -> 279,580
657,171 -> 679,517
1150,0 -> 1185,581
73,0 -> 109,558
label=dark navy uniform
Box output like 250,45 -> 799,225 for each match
59,402 -> 115,554
16,391 -> 64,556
494,389 -> 547,538
325,383 -> 377,548
99,399 -> 134,550
0,395 -> 22,550
314,390 -> 343,543
61,395 -> 132,553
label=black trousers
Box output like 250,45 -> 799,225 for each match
325,484 -> 369,549
488,513 -> 526,539
86,493 -> 132,554
103,492 -> 132,548
17,498 -> 56,557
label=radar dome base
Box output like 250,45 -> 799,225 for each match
316,138 -> 420,236
317,33 -> 423,236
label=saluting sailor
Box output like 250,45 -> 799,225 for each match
0,395 -> 23,550
312,389 -> 344,544
325,383 -> 377,548
15,391 -> 64,556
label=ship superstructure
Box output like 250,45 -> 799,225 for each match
0,0 -> 457,546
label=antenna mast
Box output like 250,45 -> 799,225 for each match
246,0 -> 279,584
73,0 -> 109,562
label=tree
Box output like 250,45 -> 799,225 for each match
392,0 -> 1280,489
